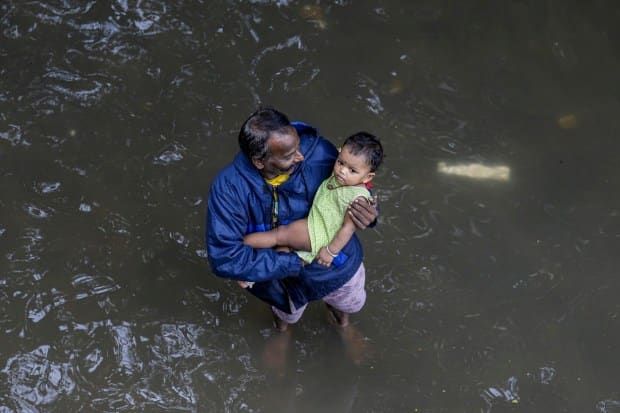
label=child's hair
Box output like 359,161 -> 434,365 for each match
342,131 -> 384,172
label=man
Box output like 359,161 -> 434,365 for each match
206,107 -> 377,332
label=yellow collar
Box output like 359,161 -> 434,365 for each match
265,174 -> 290,186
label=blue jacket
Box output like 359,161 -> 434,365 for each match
206,122 -> 364,313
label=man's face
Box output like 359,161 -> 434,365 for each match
254,129 -> 304,179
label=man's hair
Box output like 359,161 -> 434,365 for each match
342,131 -> 384,172
238,107 -> 293,160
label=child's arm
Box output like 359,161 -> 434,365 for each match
317,213 -> 357,267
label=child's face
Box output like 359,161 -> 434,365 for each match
333,144 -> 375,186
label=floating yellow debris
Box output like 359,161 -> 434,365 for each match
300,4 -> 323,19
387,78 -> 403,95
557,113 -> 577,129
300,4 -> 327,29
437,162 -> 510,181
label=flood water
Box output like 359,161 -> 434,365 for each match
2,1 -> 620,412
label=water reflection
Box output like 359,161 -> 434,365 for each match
438,162 -> 510,181
598,400 -> 620,413
2,345 -> 77,409
481,375 -> 520,410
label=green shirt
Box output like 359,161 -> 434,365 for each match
297,175 -> 370,263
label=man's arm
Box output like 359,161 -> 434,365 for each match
206,178 -> 303,282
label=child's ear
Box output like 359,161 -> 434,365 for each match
362,172 -> 375,183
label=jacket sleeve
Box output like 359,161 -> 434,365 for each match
206,176 -> 303,282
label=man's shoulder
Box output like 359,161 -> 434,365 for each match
211,161 -> 236,185
292,121 -> 318,138
293,121 -> 338,161
211,154 -> 253,192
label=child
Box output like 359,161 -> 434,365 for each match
244,131 -> 383,268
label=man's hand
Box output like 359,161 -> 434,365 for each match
347,196 -> 378,229
237,280 -> 254,288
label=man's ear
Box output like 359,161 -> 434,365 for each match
252,157 -> 264,170
362,172 -> 375,184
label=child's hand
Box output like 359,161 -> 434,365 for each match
317,247 -> 334,267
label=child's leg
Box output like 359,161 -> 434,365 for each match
244,218 -> 312,251
274,219 -> 311,251
244,228 -> 279,248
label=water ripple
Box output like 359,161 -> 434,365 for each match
99,212 -> 131,236
356,75 -> 385,115
71,273 -> 121,300
0,125 -> 29,147
153,142 -> 186,165
23,203 -> 53,219
2,345 -> 77,408
152,323 -> 205,361
80,325 -> 258,412
110,323 -> 143,376
34,181 -> 61,194
40,68 -> 113,108
29,0 -> 97,18
9,228 -> 44,264
25,274 -> 120,324
598,400 -> 620,413
480,366 -> 557,412
480,376 -> 519,410
249,35 -> 321,96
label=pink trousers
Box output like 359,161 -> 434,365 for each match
272,263 -> 367,324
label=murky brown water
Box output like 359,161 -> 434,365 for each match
2,1 -> 620,412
